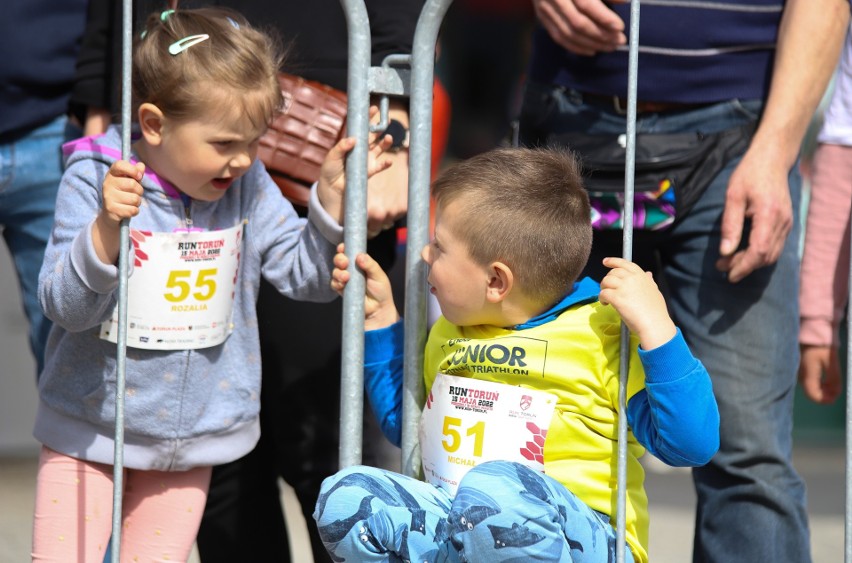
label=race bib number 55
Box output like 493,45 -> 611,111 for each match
100,223 -> 244,350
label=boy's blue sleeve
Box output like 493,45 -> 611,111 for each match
626,328 -> 719,467
364,321 -> 405,447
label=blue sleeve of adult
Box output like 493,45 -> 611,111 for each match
363,321 -> 405,447
626,329 -> 720,467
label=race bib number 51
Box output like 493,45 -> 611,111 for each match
419,373 -> 557,494
100,223 -> 244,350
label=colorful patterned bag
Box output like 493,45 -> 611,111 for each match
550,121 -> 756,230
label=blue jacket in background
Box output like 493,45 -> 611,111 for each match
0,0 -> 88,139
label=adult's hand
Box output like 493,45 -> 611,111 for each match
716,0 -> 849,282
366,103 -> 409,238
532,0 -> 627,56
798,344 -> 842,404
366,148 -> 408,239
715,146 -> 793,283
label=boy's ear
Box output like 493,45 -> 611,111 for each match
486,261 -> 513,304
137,103 -> 165,145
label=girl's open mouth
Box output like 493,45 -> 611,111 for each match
212,178 -> 233,190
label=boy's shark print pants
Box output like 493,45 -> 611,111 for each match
313,460 -> 633,562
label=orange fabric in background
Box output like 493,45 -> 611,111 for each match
397,77 -> 450,247
431,77 -> 452,179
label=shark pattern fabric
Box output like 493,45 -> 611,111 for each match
313,461 -> 630,562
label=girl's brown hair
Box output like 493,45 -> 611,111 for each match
132,8 -> 284,128
432,147 -> 592,308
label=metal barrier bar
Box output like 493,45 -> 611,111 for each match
370,54 -> 412,132
616,1 -> 641,561
847,222 -> 852,562
400,0 -> 455,478
339,0 -> 372,469
111,0 -> 133,559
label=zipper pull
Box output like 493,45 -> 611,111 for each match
180,193 -> 193,230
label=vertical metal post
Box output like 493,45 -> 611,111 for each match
846,223 -> 852,562
338,0 -> 372,469
400,0 -> 455,479
617,0 -> 641,561
111,0 -> 133,559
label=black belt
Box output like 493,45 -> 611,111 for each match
580,92 -> 712,115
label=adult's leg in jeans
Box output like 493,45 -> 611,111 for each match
262,229 -> 402,561
196,429 -> 290,562
0,116 -> 67,377
633,99 -> 808,561
196,288 -> 338,563
663,159 -> 809,562
262,293 -> 346,563
586,150 -> 809,562
198,228 -> 401,563
520,87 -> 810,561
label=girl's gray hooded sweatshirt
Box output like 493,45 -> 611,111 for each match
35,126 -> 342,471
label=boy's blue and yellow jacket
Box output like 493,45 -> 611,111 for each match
363,277 -> 719,563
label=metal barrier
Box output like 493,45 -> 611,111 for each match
110,0 -> 134,561
102,0 -> 642,559
337,0 -> 454,476
847,234 -> 852,560
336,1 -> 642,562
615,2 -> 641,560
338,0 -> 372,470
103,1 -> 713,562
398,0 -> 455,479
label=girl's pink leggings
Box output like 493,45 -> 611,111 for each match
32,446 -> 211,562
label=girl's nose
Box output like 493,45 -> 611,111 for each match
421,243 -> 432,265
230,150 -> 253,170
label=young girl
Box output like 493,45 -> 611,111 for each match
32,8 -> 390,562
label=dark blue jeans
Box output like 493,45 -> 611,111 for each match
519,83 -> 809,562
0,116 -> 72,377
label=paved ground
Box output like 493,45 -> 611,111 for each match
643,447 -> 846,562
1,446 -> 845,562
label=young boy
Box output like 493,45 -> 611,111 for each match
315,147 -> 719,562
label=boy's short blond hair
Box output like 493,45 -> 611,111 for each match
432,147 -> 592,308
133,7 -> 284,129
